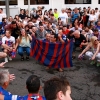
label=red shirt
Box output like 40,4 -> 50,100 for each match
63,29 -> 69,35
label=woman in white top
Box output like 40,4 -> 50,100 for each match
16,29 -> 32,61
88,10 -> 97,26
78,36 -> 100,67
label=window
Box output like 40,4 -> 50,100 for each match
24,0 -> 49,5
0,0 -> 17,6
99,0 -> 100,4
65,0 -> 91,4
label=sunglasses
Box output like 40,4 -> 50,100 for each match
94,39 -> 98,41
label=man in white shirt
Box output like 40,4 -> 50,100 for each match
2,30 -> 15,62
59,8 -> 68,25
0,8 -> 6,22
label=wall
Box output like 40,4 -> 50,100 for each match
1,0 -> 100,17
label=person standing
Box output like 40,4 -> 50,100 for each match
59,8 -> 68,25
0,8 -> 6,23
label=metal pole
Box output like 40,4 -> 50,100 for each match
5,0 -> 10,18
28,0 -> 30,17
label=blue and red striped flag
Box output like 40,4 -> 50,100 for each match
30,37 -> 73,68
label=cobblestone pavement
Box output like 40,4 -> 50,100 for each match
2,51 -> 100,100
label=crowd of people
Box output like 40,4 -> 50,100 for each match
0,6 -> 100,99
0,69 -> 72,100
0,6 -> 100,67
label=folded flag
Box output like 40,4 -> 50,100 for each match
30,37 -> 73,68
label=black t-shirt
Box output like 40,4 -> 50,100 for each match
74,34 -> 87,43
11,27 -> 20,39
19,14 -> 26,19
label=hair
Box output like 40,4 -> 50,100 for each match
51,33 -> 58,41
26,75 -> 40,93
0,25 -> 2,29
68,30 -> 74,35
11,21 -> 17,25
6,30 -> 11,34
19,28 -> 28,43
0,8 -> 3,11
44,77 -> 70,100
90,36 -> 98,45
0,69 -> 9,86
2,18 -> 6,22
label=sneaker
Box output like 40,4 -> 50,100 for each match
90,61 -> 96,65
21,56 -> 24,61
26,56 -> 29,61
8,56 -> 12,61
5,57 -> 8,62
96,62 -> 100,67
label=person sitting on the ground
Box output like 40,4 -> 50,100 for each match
44,77 -> 72,100
78,36 -> 100,67
72,30 -> 88,59
2,30 -> 16,62
15,28 -> 32,61
73,30 -> 88,50
22,75 -> 46,100
49,33 -> 63,72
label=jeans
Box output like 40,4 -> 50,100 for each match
18,46 -> 30,56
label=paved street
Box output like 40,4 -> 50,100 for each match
1,51 -> 100,100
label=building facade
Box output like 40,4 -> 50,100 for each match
0,0 -> 99,17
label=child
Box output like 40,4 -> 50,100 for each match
44,77 -> 72,100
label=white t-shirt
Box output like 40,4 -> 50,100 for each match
95,12 -> 100,20
2,36 -> 15,47
59,12 -> 68,24
0,13 -> 6,22
89,14 -> 97,21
